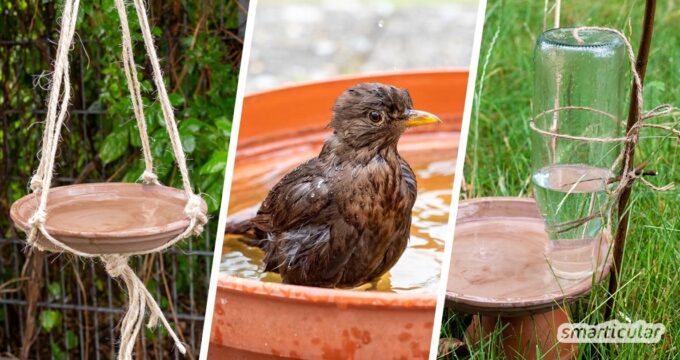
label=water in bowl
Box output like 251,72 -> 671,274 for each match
220,131 -> 456,294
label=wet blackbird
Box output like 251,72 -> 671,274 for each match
228,82 -> 441,288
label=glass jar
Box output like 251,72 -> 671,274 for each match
531,28 -> 627,279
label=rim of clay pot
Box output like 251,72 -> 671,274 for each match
218,274 -> 436,309
246,68 -> 468,97
446,196 -> 613,315
237,69 -> 468,140
10,182 -> 205,240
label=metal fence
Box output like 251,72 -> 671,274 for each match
0,233 -> 214,359
0,1 -> 246,358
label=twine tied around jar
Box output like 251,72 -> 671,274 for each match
23,0 -> 208,358
528,27 -> 678,235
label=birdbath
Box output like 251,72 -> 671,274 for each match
210,70 -> 468,358
446,197 -> 612,359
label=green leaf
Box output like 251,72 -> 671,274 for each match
181,135 -> 196,153
151,26 -> 162,37
40,310 -> 61,332
151,129 -> 170,158
129,124 -> 142,148
215,116 -> 232,136
200,151 -> 227,175
179,118 -> 205,134
121,160 -> 144,183
51,342 -> 66,360
204,178 -> 224,213
169,93 -> 185,107
65,330 -> 78,350
48,282 -> 61,298
100,128 -> 129,164
95,278 -> 105,292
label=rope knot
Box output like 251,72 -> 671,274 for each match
184,194 -> 204,218
103,255 -> 129,278
184,194 -> 207,236
140,170 -> 159,185
28,209 -> 47,229
30,176 -> 43,192
26,209 -> 47,247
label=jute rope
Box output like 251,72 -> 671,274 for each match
24,0 -> 208,358
113,0 -> 157,185
530,26 -> 678,235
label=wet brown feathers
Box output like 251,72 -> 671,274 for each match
234,83 -> 419,288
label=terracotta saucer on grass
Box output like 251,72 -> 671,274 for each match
446,197 -> 612,316
445,197 -> 612,360
10,182 -> 206,255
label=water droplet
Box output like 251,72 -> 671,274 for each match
378,19 -> 385,28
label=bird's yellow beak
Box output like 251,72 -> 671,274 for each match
404,109 -> 442,127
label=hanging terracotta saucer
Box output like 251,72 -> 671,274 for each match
447,197 -> 612,316
10,182 -> 206,255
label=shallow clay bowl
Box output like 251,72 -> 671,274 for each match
446,197 -> 612,316
211,276 -> 436,359
210,70 -> 468,358
10,183 -> 206,255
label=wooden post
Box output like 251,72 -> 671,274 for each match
605,0 -> 657,320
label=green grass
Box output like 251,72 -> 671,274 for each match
441,0 -> 679,358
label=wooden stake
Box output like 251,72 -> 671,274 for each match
605,0 -> 657,320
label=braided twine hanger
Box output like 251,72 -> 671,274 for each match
529,26 -> 678,236
24,0 -> 208,358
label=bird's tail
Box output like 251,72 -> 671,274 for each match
224,218 -> 256,234
224,218 -> 271,250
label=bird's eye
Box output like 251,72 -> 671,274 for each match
368,111 -> 382,123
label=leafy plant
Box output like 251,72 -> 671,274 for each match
0,0 -> 244,356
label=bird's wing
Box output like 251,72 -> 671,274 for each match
399,156 -> 418,201
251,159 -> 332,232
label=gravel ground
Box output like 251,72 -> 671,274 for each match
245,0 -> 479,93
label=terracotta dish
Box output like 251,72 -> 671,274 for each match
10,183 -> 206,255
446,197 -> 612,316
210,70 -> 469,358
210,277 -> 435,359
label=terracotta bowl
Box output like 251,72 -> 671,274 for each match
446,197 -> 613,316
10,183 -> 206,255
209,70 -> 469,359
